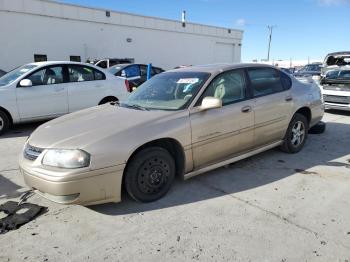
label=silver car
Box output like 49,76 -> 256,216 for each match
19,64 -> 324,205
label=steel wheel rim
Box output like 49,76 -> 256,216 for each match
291,120 -> 305,147
0,116 -> 3,131
137,157 -> 170,194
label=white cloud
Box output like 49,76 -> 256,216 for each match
236,18 -> 246,26
318,0 -> 350,5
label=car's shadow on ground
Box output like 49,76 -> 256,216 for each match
0,175 -> 23,200
325,109 -> 350,117
90,121 -> 350,216
0,122 -> 44,139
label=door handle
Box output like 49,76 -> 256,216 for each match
285,95 -> 293,102
241,106 -> 252,113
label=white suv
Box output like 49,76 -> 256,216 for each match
0,61 -> 129,135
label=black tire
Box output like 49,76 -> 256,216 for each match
0,110 -> 10,136
281,113 -> 309,154
125,147 -> 175,202
309,121 -> 326,134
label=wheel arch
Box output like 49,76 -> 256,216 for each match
294,107 -> 311,125
0,106 -> 13,126
124,138 -> 186,181
98,96 -> 118,105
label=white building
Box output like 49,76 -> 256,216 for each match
0,0 -> 243,71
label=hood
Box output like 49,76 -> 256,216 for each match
28,104 -> 176,149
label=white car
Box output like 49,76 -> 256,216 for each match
0,61 -> 129,135
320,52 -> 350,111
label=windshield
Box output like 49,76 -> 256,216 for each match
300,64 -> 321,72
0,64 -> 38,86
121,71 -> 210,111
325,70 -> 350,80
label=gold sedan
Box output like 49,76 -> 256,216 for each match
19,64 -> 324,205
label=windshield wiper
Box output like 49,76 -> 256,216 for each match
123,103 -> 150,111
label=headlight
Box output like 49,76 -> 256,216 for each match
42,149 -> 90,169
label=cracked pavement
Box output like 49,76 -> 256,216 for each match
0,111 -> 349,261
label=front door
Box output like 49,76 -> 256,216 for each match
190,69 -> 254,169
16,65 -> 68,120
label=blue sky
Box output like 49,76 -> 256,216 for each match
58,0 -> 350,62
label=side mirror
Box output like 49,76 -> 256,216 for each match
19,79 -> 32,87
199,97 -> 222,111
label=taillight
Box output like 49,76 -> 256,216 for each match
125,79 -> 131,92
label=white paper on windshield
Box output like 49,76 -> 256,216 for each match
177,78 -> 199,84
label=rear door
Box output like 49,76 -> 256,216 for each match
67,64 -> 107,112
16,65 -> 69,120
246,67 -> 293,147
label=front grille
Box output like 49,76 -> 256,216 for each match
323,85 -> 350,92
323,95 -> 350,105
24,144 -> 44,161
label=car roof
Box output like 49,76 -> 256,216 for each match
111,63 -> 163,69
26,61 -> 107,70
326,51 -> 350,56
167,63 -> 277,74
27,61 -> 96,66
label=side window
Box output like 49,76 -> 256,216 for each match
280,71 -> 292,90
70,56 -> 81,62
27,66 -> 64,86
124,65 -> 140,78
96,60 -> 107,68
140,65 -> 148,77
94,69 -> 106,80
247,68 -> 284,97
199,69 -> 246,106
34,54 -> 47,62
153,68 -> 163,75
68,65 -> 94,82
109,60 -> 118,67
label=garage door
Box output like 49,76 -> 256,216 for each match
214,42 -> 235,63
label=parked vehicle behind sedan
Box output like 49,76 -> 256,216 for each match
0,61 -> 129,135
320,51 -> 350,111
294,63 -> 322,78
108,64 -> 164,91
19,64 -> 324,206
93,58 -> 134,69
0,69 -> 6,78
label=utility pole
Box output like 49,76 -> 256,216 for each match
267,25 -> 275,61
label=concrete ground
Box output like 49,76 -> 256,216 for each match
0,110 -> 349,262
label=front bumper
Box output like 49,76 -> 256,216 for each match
323,90 -> 350,112
19,156 -> 125,206
324,102 -> 350,111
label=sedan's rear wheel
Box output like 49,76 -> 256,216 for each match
125,147 -> 175,202
0,111 -> 10,136
281,113 -> 308,153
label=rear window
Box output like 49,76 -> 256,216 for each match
325,70 -> 350,80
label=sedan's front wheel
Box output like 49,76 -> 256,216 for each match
125,147 -> 175,202
281,113 -> 308,154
